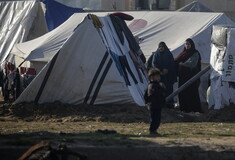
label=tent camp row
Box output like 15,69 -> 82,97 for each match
2,1 -> 235,107
2,0 -> 234,66
1,0 -> 234,67
10,11 -> 235,104
11,11 -> 235,65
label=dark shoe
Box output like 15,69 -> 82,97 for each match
150,131 -> 156,135
149,131 -> 160,136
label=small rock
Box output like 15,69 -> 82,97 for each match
18,130 -> 24,133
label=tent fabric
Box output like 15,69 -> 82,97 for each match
11,13 -> 85,69
0,0 -> 48,64
125,11 -> 235,63
15,15 -> 148,106
209,26 -> 235,109
177,1 -> 213,12
41,0 -> 84,31
11,11 -> 235,65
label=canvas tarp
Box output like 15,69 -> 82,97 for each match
41,0 -> 84,31
15,15 -> 148,106
0,0 -> 48,64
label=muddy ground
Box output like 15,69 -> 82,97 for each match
0,101 -> 235,160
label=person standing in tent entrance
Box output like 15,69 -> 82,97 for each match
152,42 -> 177,108
174,38 -> 202,113
144,68 -> 166,135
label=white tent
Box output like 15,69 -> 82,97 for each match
15,14 -> 148,106
125,11 -> 235,63
0,0 -> 48,64
11,11 -> 235,67
177,1 -> 213,12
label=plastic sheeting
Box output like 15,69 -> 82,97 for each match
209,26 -> 235,109
41,0 -> 84,31
223,28 -> 235,82
0,0 -> 48,64
210,28 -> 235,82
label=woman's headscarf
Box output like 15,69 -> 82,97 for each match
152,42 -> 177,83
174,38 -> 197,63
158,42 -> 170,52
147,41 -> 170,69
153,42 -> 172,69
184,38 -> 196,51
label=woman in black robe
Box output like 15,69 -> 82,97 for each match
152,42 -> 177,108
174,39 -> 202,113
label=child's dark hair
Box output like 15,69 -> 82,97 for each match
148,68 -> 161,78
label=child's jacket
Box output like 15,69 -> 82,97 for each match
144,81 -> 166,110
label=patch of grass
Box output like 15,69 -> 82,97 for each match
158,122 -> 235,138
0,122 -> 234,146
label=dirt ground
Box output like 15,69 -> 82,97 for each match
0,100 -> 235,160
0,101 -> 235,123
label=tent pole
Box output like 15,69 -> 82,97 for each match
166,65 -> 211,102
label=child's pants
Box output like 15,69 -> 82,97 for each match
149,106 -> 162,132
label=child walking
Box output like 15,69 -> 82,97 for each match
144,68 -> 166,135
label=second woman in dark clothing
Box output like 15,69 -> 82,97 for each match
152,42 -> 176,108
174,38 -> 202,113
